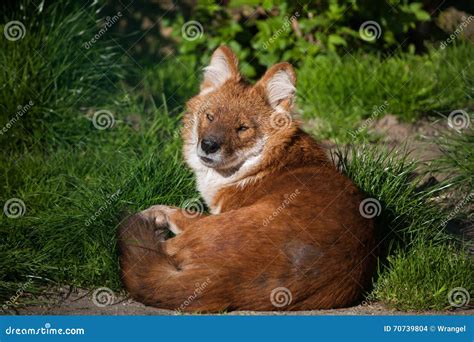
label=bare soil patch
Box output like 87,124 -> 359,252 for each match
6,288 -> 473,316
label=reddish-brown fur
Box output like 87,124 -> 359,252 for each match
118,46 -> 376,312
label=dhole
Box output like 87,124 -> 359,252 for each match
118,46 -> 376,312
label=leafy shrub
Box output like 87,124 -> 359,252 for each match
165,0 -> 430,77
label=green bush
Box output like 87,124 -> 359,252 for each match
166,0 -> 430,77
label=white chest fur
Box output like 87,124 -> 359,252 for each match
184,115 -> 266,212
186,146 -> 264,212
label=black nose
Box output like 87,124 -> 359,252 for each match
201,137 -> 220,154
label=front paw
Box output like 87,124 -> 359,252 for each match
140,205 -> 178,228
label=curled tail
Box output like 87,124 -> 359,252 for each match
117,214 -> 179,306
117,214 -> 222,311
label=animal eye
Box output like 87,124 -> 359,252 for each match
237,125 -> 249,132
206,113 -> 214,122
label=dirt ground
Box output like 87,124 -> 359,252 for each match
5,288 -> 472,316
4,115 -> 472,316
313,114 -> 446,162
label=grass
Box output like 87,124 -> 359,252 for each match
372,241 -> 473,310
0,99 -> 197,301
334,145 -> 473,310
430,116 -> 474,197
298,44 -> 474,142
0,1 -> 124,149
333,145 -> 444,246
1,1 -> 472,311
0,1 -> 197,303
141,55 -> 200,114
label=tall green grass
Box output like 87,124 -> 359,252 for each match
0,98 -> 197,302
334,145 -> 473,310
141,55 -> 200,114
333,146 -> 443,245
372,241 -> 473,310
0,1 -> 197,304
1,0 -> 472,312
0,1 -> 124,148
430,114 -> 474,197
298,44 -> 474,141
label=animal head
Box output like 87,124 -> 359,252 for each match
183,45 -> 298,175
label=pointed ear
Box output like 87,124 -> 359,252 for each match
256,62 -> 296,112
200,45 -> 240,95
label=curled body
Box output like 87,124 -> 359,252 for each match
118,46 -> 376,312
